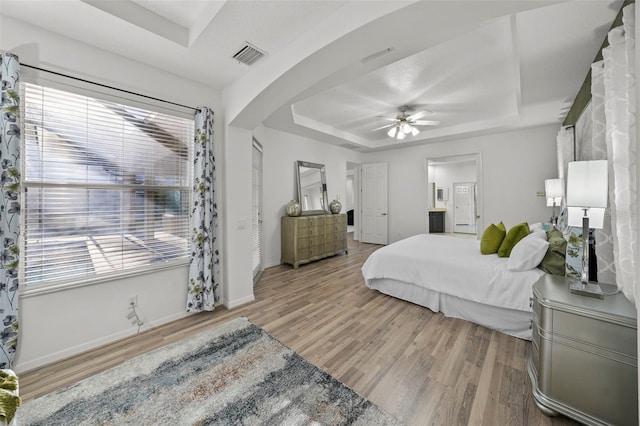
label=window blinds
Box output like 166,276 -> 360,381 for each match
22,83 -> 194,286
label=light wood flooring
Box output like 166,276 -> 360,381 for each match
19,237 -> 578,425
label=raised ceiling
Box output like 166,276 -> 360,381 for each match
0,0 -> 622,151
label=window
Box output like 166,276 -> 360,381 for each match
22,83 -> 194,287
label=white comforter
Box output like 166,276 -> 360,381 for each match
361,234 -> 544,312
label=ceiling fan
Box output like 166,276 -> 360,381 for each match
371,105 -> 440,140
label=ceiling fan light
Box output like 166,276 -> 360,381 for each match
396,131 -> 407,140
402,123 -> 412,134
410,126 -> 420,136
387,126 -> 397,138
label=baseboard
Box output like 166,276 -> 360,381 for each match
14,311 -> 192,374
224,294 -> 255,309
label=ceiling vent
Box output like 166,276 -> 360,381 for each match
232,42 -> 267,66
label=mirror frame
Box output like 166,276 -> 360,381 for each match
296,160 -> 329,215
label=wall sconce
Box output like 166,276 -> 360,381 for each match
566,160 -> 608,299
544,178 -> 564,227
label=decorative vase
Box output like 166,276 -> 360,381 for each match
329,199 -> 342,214
286,200 -> 301,217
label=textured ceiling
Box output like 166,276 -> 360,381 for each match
0,0 -> 623,151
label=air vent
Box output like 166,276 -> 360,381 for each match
232,42 -> 267,66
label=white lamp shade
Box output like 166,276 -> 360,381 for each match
545,178 -> 564,206
566,161 -> 608,208
567,206 -> 606,229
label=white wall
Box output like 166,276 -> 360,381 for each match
362,125 -> 558,243
221,126 -> 255,308
253,125 -> 362,268
17,266 -> 189,372
2,17 -> 223,373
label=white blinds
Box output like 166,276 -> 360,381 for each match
22,83 -> 194,286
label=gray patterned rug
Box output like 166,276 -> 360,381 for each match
20,317 -> 400,425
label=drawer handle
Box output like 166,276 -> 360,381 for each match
529,297 -> 533,308
529,320 -> 533,330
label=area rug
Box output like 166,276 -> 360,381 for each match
19,317 -> 400,425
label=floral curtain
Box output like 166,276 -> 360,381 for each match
0,53 -> 21,368
601,3 -> 637,305
186,107 -> 219,312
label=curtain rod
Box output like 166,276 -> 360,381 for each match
22,64 -> 198,112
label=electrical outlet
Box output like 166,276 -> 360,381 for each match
128,294 -> 137,307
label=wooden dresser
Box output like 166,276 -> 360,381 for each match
281,214 -> 348,268
528,274 -> 638,426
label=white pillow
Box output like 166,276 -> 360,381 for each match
529,222 -> 544,233
508,232 -> 550,271
529,230 -> 547,241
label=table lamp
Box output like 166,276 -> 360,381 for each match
545,178 -> 564,227
566,160 -> 608,299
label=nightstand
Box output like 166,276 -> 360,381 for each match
528,274 -> 638,426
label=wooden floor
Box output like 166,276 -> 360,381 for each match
19,237 -> 578,425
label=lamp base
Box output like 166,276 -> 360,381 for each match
569,280 -> 604,299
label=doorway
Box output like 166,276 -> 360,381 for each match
251,139 -> 263,284
346,162 -> 361,241
426,154 -> 482,237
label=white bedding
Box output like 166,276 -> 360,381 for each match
361,234 -> 545,313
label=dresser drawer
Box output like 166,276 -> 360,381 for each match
553,310 -> 637,357
325,240 -> 346,253
297,225 -> 324,238
297,235 -> 325,249
296,216 -> 324,228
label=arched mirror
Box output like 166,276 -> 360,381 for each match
296,161 -> 329,215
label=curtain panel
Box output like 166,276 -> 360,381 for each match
585,63 -> 617,285
602,4 -> 637,305
0,53 -> 21,368
187,107 -> 219,312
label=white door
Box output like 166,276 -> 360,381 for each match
453,182 -> 476,234
251,140 -> 263,283
361,162 -> 388,244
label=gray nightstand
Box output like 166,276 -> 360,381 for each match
528,274 -> 638,426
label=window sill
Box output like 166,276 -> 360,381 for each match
20,259 -> 189,298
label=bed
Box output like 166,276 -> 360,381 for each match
361,233 -> 547,340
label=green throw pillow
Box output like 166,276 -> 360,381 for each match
480,222 -> 506,254
498,222 -> 530,258
538,228 -> 567,276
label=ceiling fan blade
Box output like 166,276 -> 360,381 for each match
375,116 -> 400,122
370,123 -> 395,131
412,120 -> 440,126
406,110 -> 432,121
